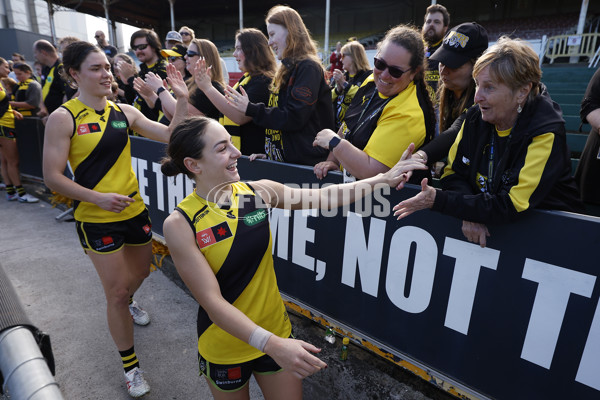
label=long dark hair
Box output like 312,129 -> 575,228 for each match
161,116 -> 212,179
236,28 -> 276,80
437,60 -> 476,131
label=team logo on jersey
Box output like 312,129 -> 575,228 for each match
77,123 -> 101,135
196,222 -> 232,249
111,120 -> 127,129
243,209 -> 267,226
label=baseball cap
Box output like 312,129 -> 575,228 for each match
430,22 -> 488,69
161,44 -> 187,58
165,31 -> 183,43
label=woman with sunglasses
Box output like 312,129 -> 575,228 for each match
161,116 -> 425,400
225,5 -> 334,166
146,38 -> 226,121
313,25 -> 435,182
43,41 -> 189,397
193,28 -> 276,156
161,44 -> 191,80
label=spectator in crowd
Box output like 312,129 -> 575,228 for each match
393,37 -> 584,247
33,39 -> 69,117
116,29 -> 168,124
11,53 -> 25,64
329,41 -> 343,73
226,5 -> 334,166
413,22 -> 489,175
165,30 -> 183,50
193,28 -> 276,155
313,25 -> 435,183
57,36 -> 81,56
422,3 -> 450,97
179,26 -> 194,46
9,63 -> 42,117
33,61 -> 43,82
161,43 -> 190,80
161,116 -> 424,400
330,40 -> 371,130
7,60 -> 16,81
95,30 -> 118,60
574,67 -> 600,212
145,38 -> 226,121
0,57 -> 38,203
43,41 -> 189,397
113,53 -> 138,104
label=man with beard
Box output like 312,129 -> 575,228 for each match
422,4 -> 450,98
116,29 -> 168,124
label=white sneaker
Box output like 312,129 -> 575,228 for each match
6,193 -> 18,201
129,300 -> 150,326
18,193 -> 39,203
124,367 -> 150,397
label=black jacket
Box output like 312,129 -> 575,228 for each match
433,85 -> 584,223
246,58 -> 332,166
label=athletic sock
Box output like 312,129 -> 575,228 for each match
119,346 -> 140,373
6,185 -> 15,195
16,186 -> 25,197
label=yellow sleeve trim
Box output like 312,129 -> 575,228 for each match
509,132 -> 554,212
440,121 -> 466,179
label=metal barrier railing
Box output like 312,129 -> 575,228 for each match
544,32 -> 600,63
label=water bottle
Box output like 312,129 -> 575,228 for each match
340,337 -> 349,361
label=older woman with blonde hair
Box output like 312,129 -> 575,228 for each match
330,40 -> 372,129
393,36 -> 584,247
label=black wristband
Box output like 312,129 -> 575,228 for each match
329,136 -> 341,151
155,87 -> 166,96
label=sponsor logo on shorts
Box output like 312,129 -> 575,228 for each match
227,367 -> 241,380
196,222 -> 232,249
93,236 -> 115,251
111,120 -> 127,129
142,224 -> 151,234
77,123 -> 101,135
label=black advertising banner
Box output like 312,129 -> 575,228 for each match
130,136 -> 600,399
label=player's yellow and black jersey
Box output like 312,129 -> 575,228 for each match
41,60 -> 69,114
175,182 -> 291,364
0,83 -> 15,129
61,98 -> 144,223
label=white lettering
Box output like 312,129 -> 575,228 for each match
136,158 -> 149,205
292,209 -> 317,272
576,297 -> 600,390
341,213 -> 386,297
269,208 -> 290,260
521,259 -> 596,369
386,226 -> 437,313
167,175 -> 185,213
152,162 -> 165,211
442,238 -> 499,335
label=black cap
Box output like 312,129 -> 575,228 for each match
161,44 -> 187,58
430,22 -> 488,69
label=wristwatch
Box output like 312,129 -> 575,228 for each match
329,136 -> 341,151
155,87 -> 166,96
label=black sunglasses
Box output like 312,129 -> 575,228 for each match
186,50 -> 200,57
132,44 -> 149,51
180,32 -> 191,36
373,57 -> 409,79
168,56 -> 182,63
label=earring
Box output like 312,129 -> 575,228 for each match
517,103 -> 522,114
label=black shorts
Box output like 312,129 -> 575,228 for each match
75,209 -> 152,254
0,125 -> 16,139
199,352 -> 282,392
